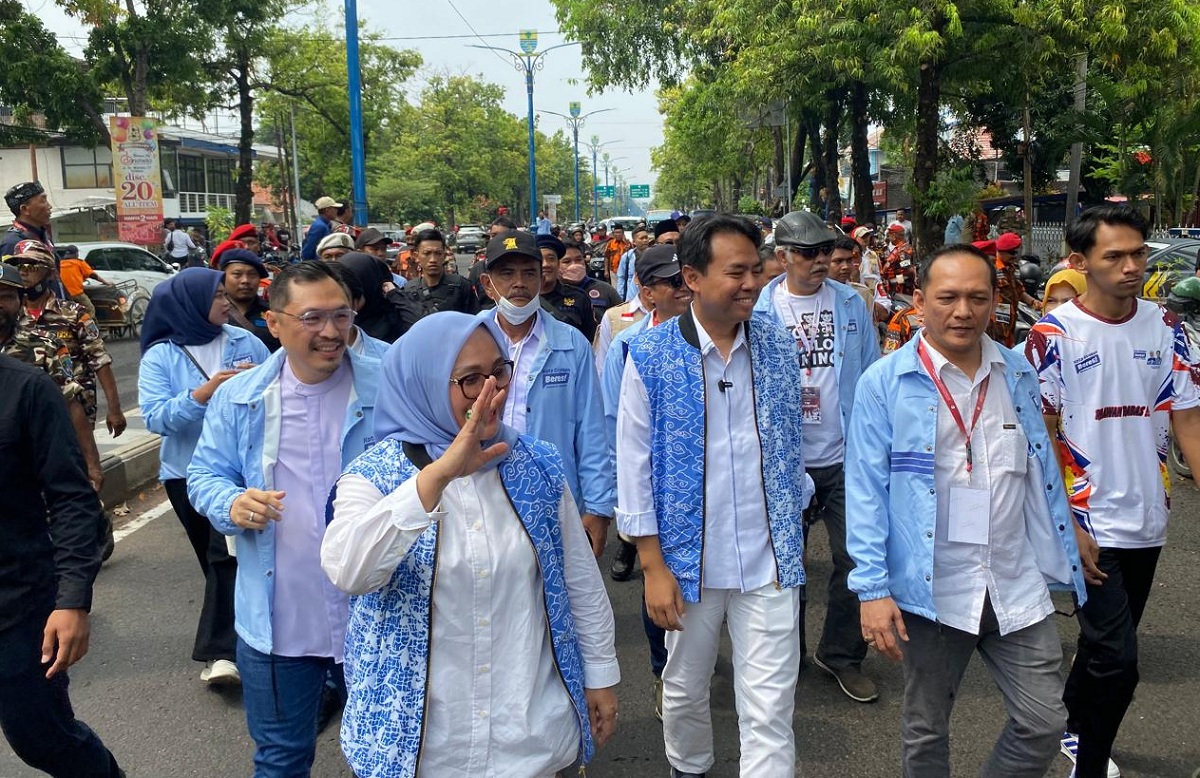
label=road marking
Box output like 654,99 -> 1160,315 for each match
113,499 -> 173,543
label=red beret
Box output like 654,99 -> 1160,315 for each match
972,239 -> 997,255
887,223 -> 906,233
995,232 -> 1022,252
229,224 -> 258,242
840,216 -> 856,226
209,239 -> 247,268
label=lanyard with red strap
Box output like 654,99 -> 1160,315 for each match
917,339 -> 989,474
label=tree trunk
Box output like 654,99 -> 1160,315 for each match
789,116 -> 806,208
912,41 -> 944,256
234,50 -> 255,225
850,80 -> 875,224
822,89 -> 844,224
807,116 -> 824,213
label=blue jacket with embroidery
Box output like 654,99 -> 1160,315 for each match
478,309 -> 615,518
333,436 -> 592,778
753,275 -> 880,436
139,325 -> 269,481
186,347 -> 381,655
627,310 -> 811,602
844,336 -> 1088,621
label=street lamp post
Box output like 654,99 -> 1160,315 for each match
539,105 -> 612,224
469,33 -> 577,224
345,0 -> 367,226
584,135 -> 621,223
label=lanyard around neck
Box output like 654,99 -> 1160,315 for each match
917,339 -> 989,474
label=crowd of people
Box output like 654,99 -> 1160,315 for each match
2,177 -> 1199,778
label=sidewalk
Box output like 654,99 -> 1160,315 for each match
96,408 -> 161,508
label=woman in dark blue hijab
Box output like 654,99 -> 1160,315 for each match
137,266 -> 269,684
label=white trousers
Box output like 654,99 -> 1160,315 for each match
662,583 -> 802,776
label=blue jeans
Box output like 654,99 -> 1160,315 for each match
237,638 -> 344,778
0,610 -> 122,778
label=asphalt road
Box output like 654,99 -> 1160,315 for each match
1,477 -> 1197,778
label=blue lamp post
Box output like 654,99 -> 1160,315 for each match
539,105 -> 612,224
345,0 -> 367,226
470,33 -> 577,224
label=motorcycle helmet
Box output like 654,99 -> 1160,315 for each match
1165,275 -> 1200,316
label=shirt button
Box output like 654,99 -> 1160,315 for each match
1046,484 -> 1054,491
1058,524 -> 1066,531
924,574 -> 932,581
479,710 -> 489,719
925,446 -> 932,452
479,569 -> 489,578
479,618 -> 489,627
925,531 -> 933,539
480,664 -> 490,674
472,521 -> 482,532
265,570 -> 273,577
928,488 -> 935,495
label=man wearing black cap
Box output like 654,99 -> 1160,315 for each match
538,234 -> 596,341
354,227 -> 392,260
2,182 -> 54,261
220,248 -> 280,352
404,228 -> 478,316
480,230 -> 614,558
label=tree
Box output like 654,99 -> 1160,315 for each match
0,0 -> 108,144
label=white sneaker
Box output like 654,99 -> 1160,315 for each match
200,659 -> 240,686
1062,732 -> 1120,777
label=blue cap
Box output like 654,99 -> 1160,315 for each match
218,248 -> 267,278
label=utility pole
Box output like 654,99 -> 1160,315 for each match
345,0 -> 367,226
1023,94 -> 1034,248
470,33 -> 578,225
1065,54 -> 1088,224
289,103 -> 303,234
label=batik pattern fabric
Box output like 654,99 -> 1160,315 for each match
1,326 -> 80,399
334,436 -> 592,778
627,312 -> 810,603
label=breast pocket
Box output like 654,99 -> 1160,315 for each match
993,427 -> 1029,476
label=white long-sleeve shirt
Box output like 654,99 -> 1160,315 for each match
322,468 -> 619,777
614,311 -> 776,592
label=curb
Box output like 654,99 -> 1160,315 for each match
99,434 -> 161,509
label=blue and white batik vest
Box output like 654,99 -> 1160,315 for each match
331,436 -> 593,778
627,310 -> 810,603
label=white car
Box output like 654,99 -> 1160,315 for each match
71,241 -> 177,293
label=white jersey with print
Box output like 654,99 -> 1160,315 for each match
772,282 -> 844,467
1026,298 -> 1200,548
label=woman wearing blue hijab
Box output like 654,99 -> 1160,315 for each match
322,311 -> 619,778
138,267 -> 269,684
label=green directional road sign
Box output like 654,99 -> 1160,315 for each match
596,185 -> 616,198
629,184 -> 651,199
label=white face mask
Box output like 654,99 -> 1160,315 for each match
496,294 -> 541,326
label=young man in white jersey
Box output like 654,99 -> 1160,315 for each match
1025,204 -> 1200,778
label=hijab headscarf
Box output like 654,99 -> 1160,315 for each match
140,267 -> 224,354
339,251 -> 409,343
374,311 -> 517,467
1042,268 -> 1087,309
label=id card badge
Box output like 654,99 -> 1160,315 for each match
948,486 -> 990,545
800,385 -> 822,424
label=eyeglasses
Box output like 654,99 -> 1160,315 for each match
786,243 -> 834,260
449,360 -> 515,400
650,273 -> 685,289
275,308 -> 355,331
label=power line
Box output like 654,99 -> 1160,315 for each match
442,1 -> 523,68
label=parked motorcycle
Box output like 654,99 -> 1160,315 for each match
1165,277 -> 1200,479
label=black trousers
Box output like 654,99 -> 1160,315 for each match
1064,545 -> 1162,777
163,478 -> 237,663
0,610 -> 122,778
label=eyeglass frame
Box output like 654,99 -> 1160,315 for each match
648,272 -> 685,289
781,243 -> 835,260
448,359 -> 515,400
273,307 -> 356,331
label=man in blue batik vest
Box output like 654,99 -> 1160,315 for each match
615,214 -> 812,778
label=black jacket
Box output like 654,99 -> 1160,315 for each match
0,355 -> 104,632
406,273 -> 481,316
541,281 -> 597,342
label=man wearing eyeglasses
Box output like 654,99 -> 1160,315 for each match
754,209 -> 881,704
188,261 -> 382,778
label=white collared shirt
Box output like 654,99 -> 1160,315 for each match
323,468 -> 620,776
922,334 -> 1053,635
497,311 -> 546,433
615,308 -> 775,592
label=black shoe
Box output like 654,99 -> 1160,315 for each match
669,769 -> 707,778
609,540 -> 638,582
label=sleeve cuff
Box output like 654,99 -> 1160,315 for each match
857,587 -> 891,602
614,507 -> 657,538
583,659 -> 621,690
383,477 -> 445,530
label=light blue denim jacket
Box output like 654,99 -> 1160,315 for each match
478,310 -> 615,518
753,275 -> 880,436
138,325 -> 270,481
186,347 -> 381,655
844,336 -> 1087,621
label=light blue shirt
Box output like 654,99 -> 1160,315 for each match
536,217 -> 552,235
